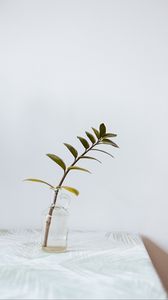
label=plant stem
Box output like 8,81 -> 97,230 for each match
42,140 -> 100,247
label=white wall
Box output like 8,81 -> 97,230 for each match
0,0 -> 168,250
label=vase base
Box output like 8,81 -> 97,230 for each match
42,246 -> 67,253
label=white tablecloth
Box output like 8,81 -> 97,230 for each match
0,230 -> 167,299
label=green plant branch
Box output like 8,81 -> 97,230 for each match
24,123 -> 119,249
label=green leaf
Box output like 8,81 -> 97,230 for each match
101,139 -> 119,148
103,133 -> 117,138
85,131 -> 96,144
64,143 -> 78,158
91,149 -> 114,158
46,154 -> 66,171
92,127 -> 100,139
68,166 -> 91,173
24,178 -> 54,188
77,136 -> 90,149
80,156 -> 101,163
56,185 -> 79,196
99,123 -> 106,137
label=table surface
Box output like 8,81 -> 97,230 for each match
0,230 -> 167,299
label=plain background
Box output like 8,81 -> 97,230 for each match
0,0 -> 168,253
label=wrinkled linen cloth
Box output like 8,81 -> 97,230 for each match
0,230 -> 167,299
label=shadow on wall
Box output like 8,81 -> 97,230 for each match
142,236 -> 168,293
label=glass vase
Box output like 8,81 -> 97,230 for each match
41,192 -> 70,253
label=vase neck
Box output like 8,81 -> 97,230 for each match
54,191 -> 71,210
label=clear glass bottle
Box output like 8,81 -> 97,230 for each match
41,192 -> 70,253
